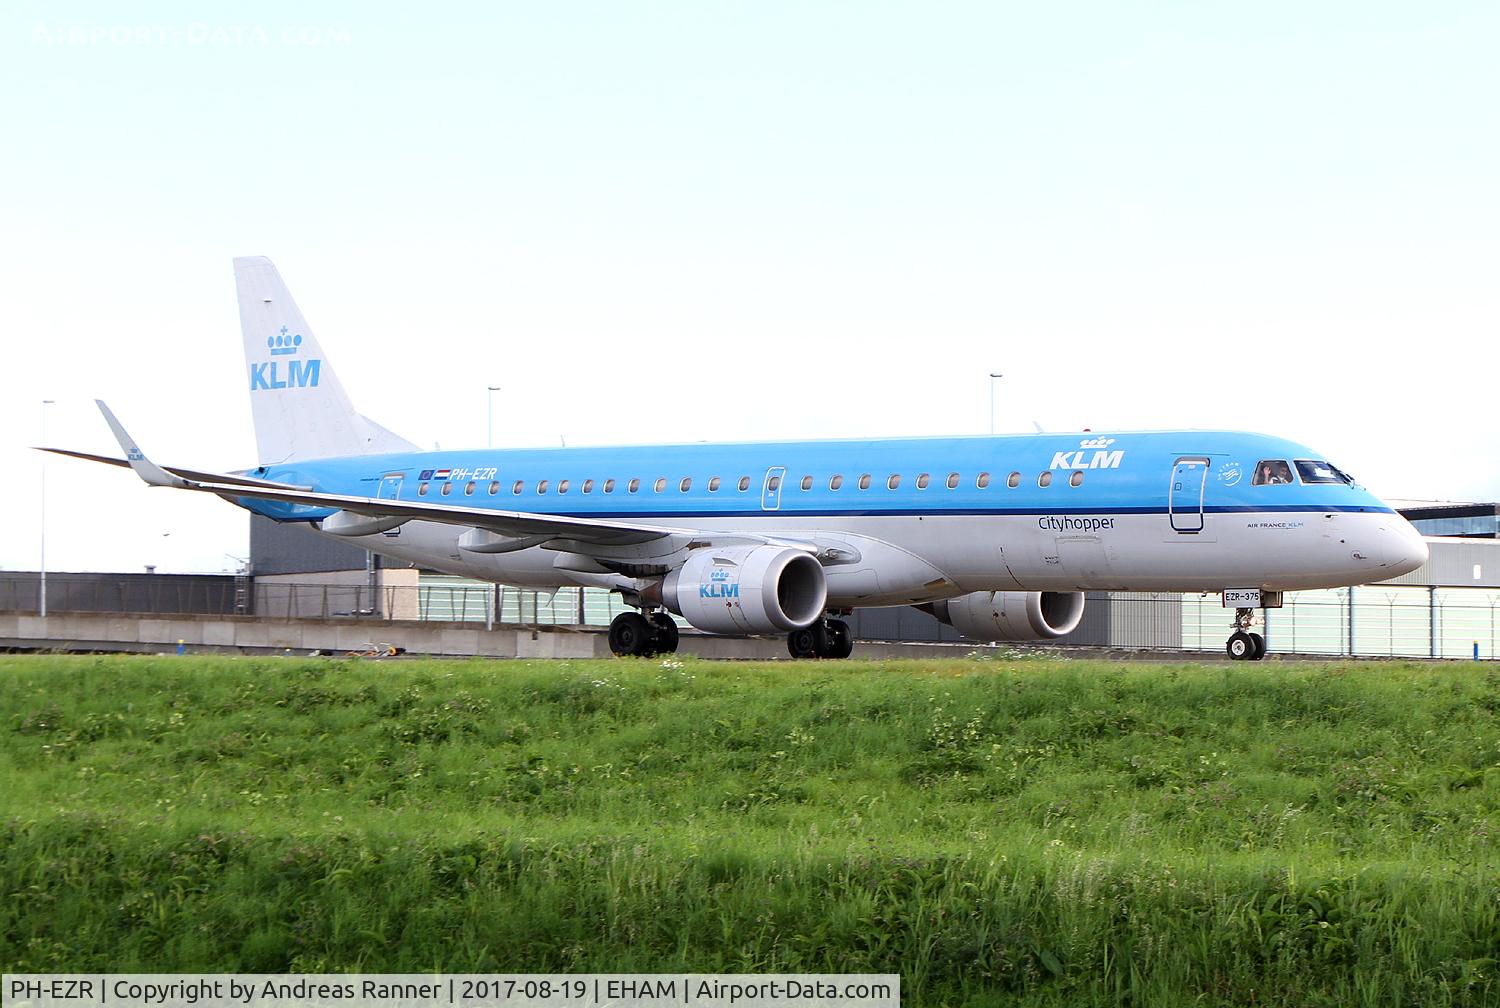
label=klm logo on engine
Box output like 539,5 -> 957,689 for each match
1051,436 -> 1124,470
250,326 -> 321,392
700,567 -> 740,599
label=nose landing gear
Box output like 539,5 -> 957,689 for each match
1226,607 -> 1266,661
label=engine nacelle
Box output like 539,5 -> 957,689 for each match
663,546 -> 827,635
931,590 -> 1085,641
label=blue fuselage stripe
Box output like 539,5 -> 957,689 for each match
393,504 -> 1392,521
254,430 -> 1398,524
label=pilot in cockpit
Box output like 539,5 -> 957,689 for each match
1254,460 -> 1294,485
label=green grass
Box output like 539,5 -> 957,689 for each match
4,653 -> 1500,1005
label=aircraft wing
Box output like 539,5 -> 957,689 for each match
56,400 -> 834,556
38,448 -> 315,492
174,476 -> 690,546
56,401 -> 704,549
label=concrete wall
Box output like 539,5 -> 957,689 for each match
0,611 -> 1045,661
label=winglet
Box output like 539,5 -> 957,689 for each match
95,400 -> 192,488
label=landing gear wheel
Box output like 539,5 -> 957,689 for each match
825,618 -> 854,659
1225,605 -> 1268,662
609,612 -> 655,657
787,623 -> 828,659
649,612 -> 680,654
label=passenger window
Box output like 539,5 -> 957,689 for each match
441,482 -> 452,496
977,472 -> 991,489
829,475 -> 844,490
1038,472 -> 1052,488
488,480 -> 499,495
800,475 -> 813,491
654,478 -> 667,493
464,481 -> 476,496
536,480 -> 548,494
1070,471 -> 1084,487
628,478 -> 640,493
859,474 -> 872,490
603,479 -> 616,493
946,473 -> 960,489
916,473 -> 930,489
887,474 -> 901,490
737,476 -> 751,492
418,483 -> 429,497
558,480 -> 570,494
679,477 -> 692,492
582,479 -> 593,494
708,477 -> 720,492
512,480 -> 524,495
767,476 -> 781,492
1007,472 -> 1021,488
1253,459 -> 1296,485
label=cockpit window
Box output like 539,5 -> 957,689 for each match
1252,460 -> 1294,485
1295,460 -> 1355,485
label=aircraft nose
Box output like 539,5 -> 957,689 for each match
1382,519 -> 1428,577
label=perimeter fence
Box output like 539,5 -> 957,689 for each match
2,575 -> 1496,659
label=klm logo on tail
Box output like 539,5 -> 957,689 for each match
250,326 -> 321,391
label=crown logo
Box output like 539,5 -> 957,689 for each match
710,568 -> 731,582
268,325 -> 303,357
1080,436 -> 1115,449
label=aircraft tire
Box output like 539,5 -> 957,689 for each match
1248,632 -> 1266,661
609,612 -> 655,657
1226,631 -> 1253,661
787,623 -> 828,659
649,613 -> 680,654
824,619 -> 854,659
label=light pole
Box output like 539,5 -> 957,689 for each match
487,386 -> 501,449
988,373 -> 1003,435
39,400 -> 54,618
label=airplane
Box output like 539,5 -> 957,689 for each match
47,257 -> 1429,661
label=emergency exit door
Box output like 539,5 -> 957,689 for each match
378,473 -> 404,537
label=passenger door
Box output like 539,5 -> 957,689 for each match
1169,457 -> 1208,534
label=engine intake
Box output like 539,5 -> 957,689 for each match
663,546 -> 827,635
931,590 -> 1085,641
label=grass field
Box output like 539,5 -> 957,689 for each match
3,653 -> 1500,1005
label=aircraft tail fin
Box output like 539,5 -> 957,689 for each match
234,256 -> 418,465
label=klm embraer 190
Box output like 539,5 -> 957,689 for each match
52,257 -> 1429,660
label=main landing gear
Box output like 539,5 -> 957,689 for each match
787,617 -> 855,660
608,611 -> 680,657
1226,607 -> 1266,661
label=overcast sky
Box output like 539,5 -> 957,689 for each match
2,1 -> 1496,574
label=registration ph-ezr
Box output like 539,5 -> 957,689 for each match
7,980 -> 97,1000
